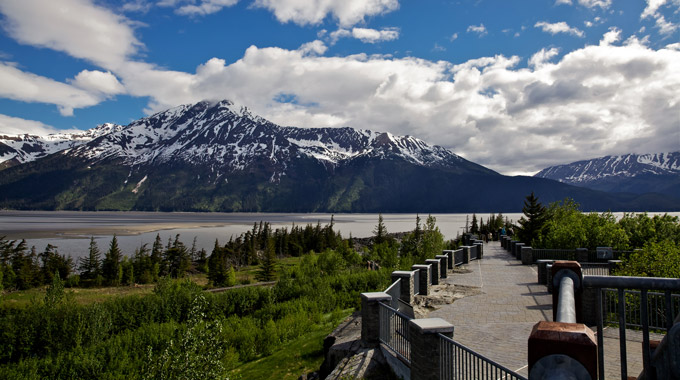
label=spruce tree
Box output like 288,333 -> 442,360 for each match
102,235 -> 123,286
256,239 -> 276,282
517,192 -> 547,245
79,237 -> 102,281
373,214 -> 389,245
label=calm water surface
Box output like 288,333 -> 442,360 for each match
1,210 -> 677,260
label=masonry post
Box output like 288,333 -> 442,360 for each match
425,259 -> 440,285
521,246 -> 533,265
409,318 -> 455,380
360,292 -> 392,346
412,264 -> 431,296
576,248 -> 589,263
391,271 -> 415,304
461,246 -> 471,264
515,242 -> 525,260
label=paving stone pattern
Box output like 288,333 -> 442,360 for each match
427,241 -> 655,379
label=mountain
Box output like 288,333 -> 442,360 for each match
1,100 -> 679,212
0,124 -> 121,170
535,152 -> 680,198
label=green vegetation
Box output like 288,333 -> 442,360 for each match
512,194 -> 680,278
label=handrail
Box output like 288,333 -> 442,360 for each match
379,302 -> 412,364
439,333 -> 527,380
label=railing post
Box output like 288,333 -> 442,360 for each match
552,261 -> 584,323
425,259 -> 440,285
361,292 -> 392,346
412,264 -> 431,296
521,246 -> 533,265
576,248 -> 589,263
409,318 -> 454,380
392,271 -> 415,304
528,321 -> 598,380
608,259 -> 622,275
536,259 -> 553,285
515,242 -> 525,260
461,246 -> 471,264
435,255 -> 448,278
443,250 -> 453,269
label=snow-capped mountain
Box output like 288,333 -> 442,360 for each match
535,152 -> 680,197
1,100 -> 678,212
63,100 -> 473,178
0,123 -> 122,169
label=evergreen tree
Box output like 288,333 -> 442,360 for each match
164,234 -> 191,278
421,214 -> 444,261
78,237 -> 102,282
102,235 -> 123,286
517,192 -> 547,245
470,214 -> 479,234
208,240 -> 229,286
40,244 -> 72,285
132,243 -> 153,284
256,239 -> 277,282
373,214 -> 389,245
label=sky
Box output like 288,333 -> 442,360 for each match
0,0 -> 678,175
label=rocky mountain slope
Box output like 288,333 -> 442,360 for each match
535,152 -> 680,197
1,100 -> 678,212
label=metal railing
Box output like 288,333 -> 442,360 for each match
385,279 -> 401,310
581,263 -> 610,276
379,302 -> 412,364
584,275 -> 680,380
602,288 -> 680,330
531,249 -> 577,262
439,334 -> 527,380
454,249 -> 464,266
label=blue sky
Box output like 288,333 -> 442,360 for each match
0,0 -> 678,174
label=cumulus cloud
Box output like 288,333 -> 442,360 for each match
467,24 -> 487,36
535,21 -> 585,37
101,31 -> 679,174
0,62 -> 104,116
329,27 -> 399,44
0,0 -> 143,68
251,0 -> 399,27
0,114 -> 82,135
71,70 -> 126,95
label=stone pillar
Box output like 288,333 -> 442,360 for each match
576,248 -> 589,263
391,271 -> 415,304
501,236 -> 506,249
435,255 -> 448,278
409,318 -> 455,380
608,260 -> 622,275
425,259 -> 440,285
521,246 -> 533,265
515,243 -> 525,260
461,246 -> 471,264
510,240 -> 518,255
361,292 -> 392,346
547,264 -> 553,293
412,264 -> 431,296
528,321 -> 598,380
537,260 -> 554,285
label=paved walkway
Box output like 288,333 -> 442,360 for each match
428,242 -> 551,378
426,241 -> 660,379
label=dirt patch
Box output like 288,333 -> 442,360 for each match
413,283 -> 483,318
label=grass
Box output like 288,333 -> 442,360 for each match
230,309 -> 353,380
0,256 -> 305,308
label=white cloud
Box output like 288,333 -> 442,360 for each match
298,40 -> 328,56
641,0 -> 680,36
71,70 -> 126,95
251,0 -> 399,27
0,62 -> 104,116
450,33 -> 459,41
0,114 -> 84,135
330,27 -> 399,44
107,31 -> 679,174
555,0 -> 611,8
467,24 -> 487,36
600,27 -> 621,45
529,47 -> 560,68
535,21 -> 585,37
174,0 -> 239,16
0,0 -> 143,68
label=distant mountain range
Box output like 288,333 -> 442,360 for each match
1,100 -> 678,212
535,152 -> 680,198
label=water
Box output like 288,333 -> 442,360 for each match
1,211 -> 677,260
0,211 -> 523,260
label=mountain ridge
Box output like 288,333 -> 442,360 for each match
0,100 -> 678,212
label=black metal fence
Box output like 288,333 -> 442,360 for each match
379,302 -> 412,364
439,334 -> 527,380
